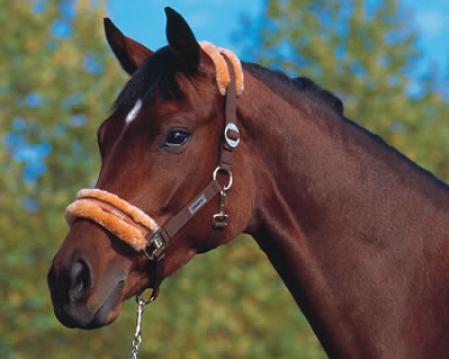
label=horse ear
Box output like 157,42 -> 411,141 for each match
103,18 -> 153,75
164,7 -> 200,73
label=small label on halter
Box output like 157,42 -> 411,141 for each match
189,194 -> 207,214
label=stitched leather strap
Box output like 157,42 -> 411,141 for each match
152,58 -> 239,245
144,56 -> 240,294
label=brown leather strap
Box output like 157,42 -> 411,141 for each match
152,56 -> 238,246
225,58 -> 237,124
149,256 -> 164,298
144,55 -> 239,294
160,180 -> 222,240
220,57 -> 239,170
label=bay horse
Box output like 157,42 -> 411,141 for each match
47,7 -> 449,358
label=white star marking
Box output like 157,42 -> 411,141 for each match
125,99 -> 143,124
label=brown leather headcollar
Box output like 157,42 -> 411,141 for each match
65,50 -> 241,298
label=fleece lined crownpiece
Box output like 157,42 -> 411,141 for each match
65,189 -> 159,251
199,41 -> 244,96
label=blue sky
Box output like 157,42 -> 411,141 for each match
107,0 -> 449,74
107,0 -> 261,54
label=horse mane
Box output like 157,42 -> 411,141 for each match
243,62 -> 344,117
242,62 -> 449,191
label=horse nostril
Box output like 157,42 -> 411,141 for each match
69,260 -> 91,302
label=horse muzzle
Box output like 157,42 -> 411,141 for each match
48,260 -> 126,328
47,219 -> 130,329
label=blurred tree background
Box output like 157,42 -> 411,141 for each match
1,0 -> 448,358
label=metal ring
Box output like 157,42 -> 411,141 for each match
224,123 -> 240,149
213,166 -> 233,191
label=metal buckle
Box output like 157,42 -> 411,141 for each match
224,123 -> 240,149
213,212 -> 229,229
144,229 -> 166,261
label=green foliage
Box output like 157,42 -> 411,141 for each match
1,0 -> 448,358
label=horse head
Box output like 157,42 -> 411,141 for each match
47,8 -> 255,328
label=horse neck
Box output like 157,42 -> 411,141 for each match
239,72 -> 449,358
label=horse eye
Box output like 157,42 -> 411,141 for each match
164,130 -> 190,146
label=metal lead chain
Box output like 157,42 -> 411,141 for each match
129,294 -> 155,359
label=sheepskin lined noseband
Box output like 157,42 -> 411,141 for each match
65,43 -> 243,295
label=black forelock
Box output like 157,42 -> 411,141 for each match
113,46 -> 182,111
243,62 -> 344,117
